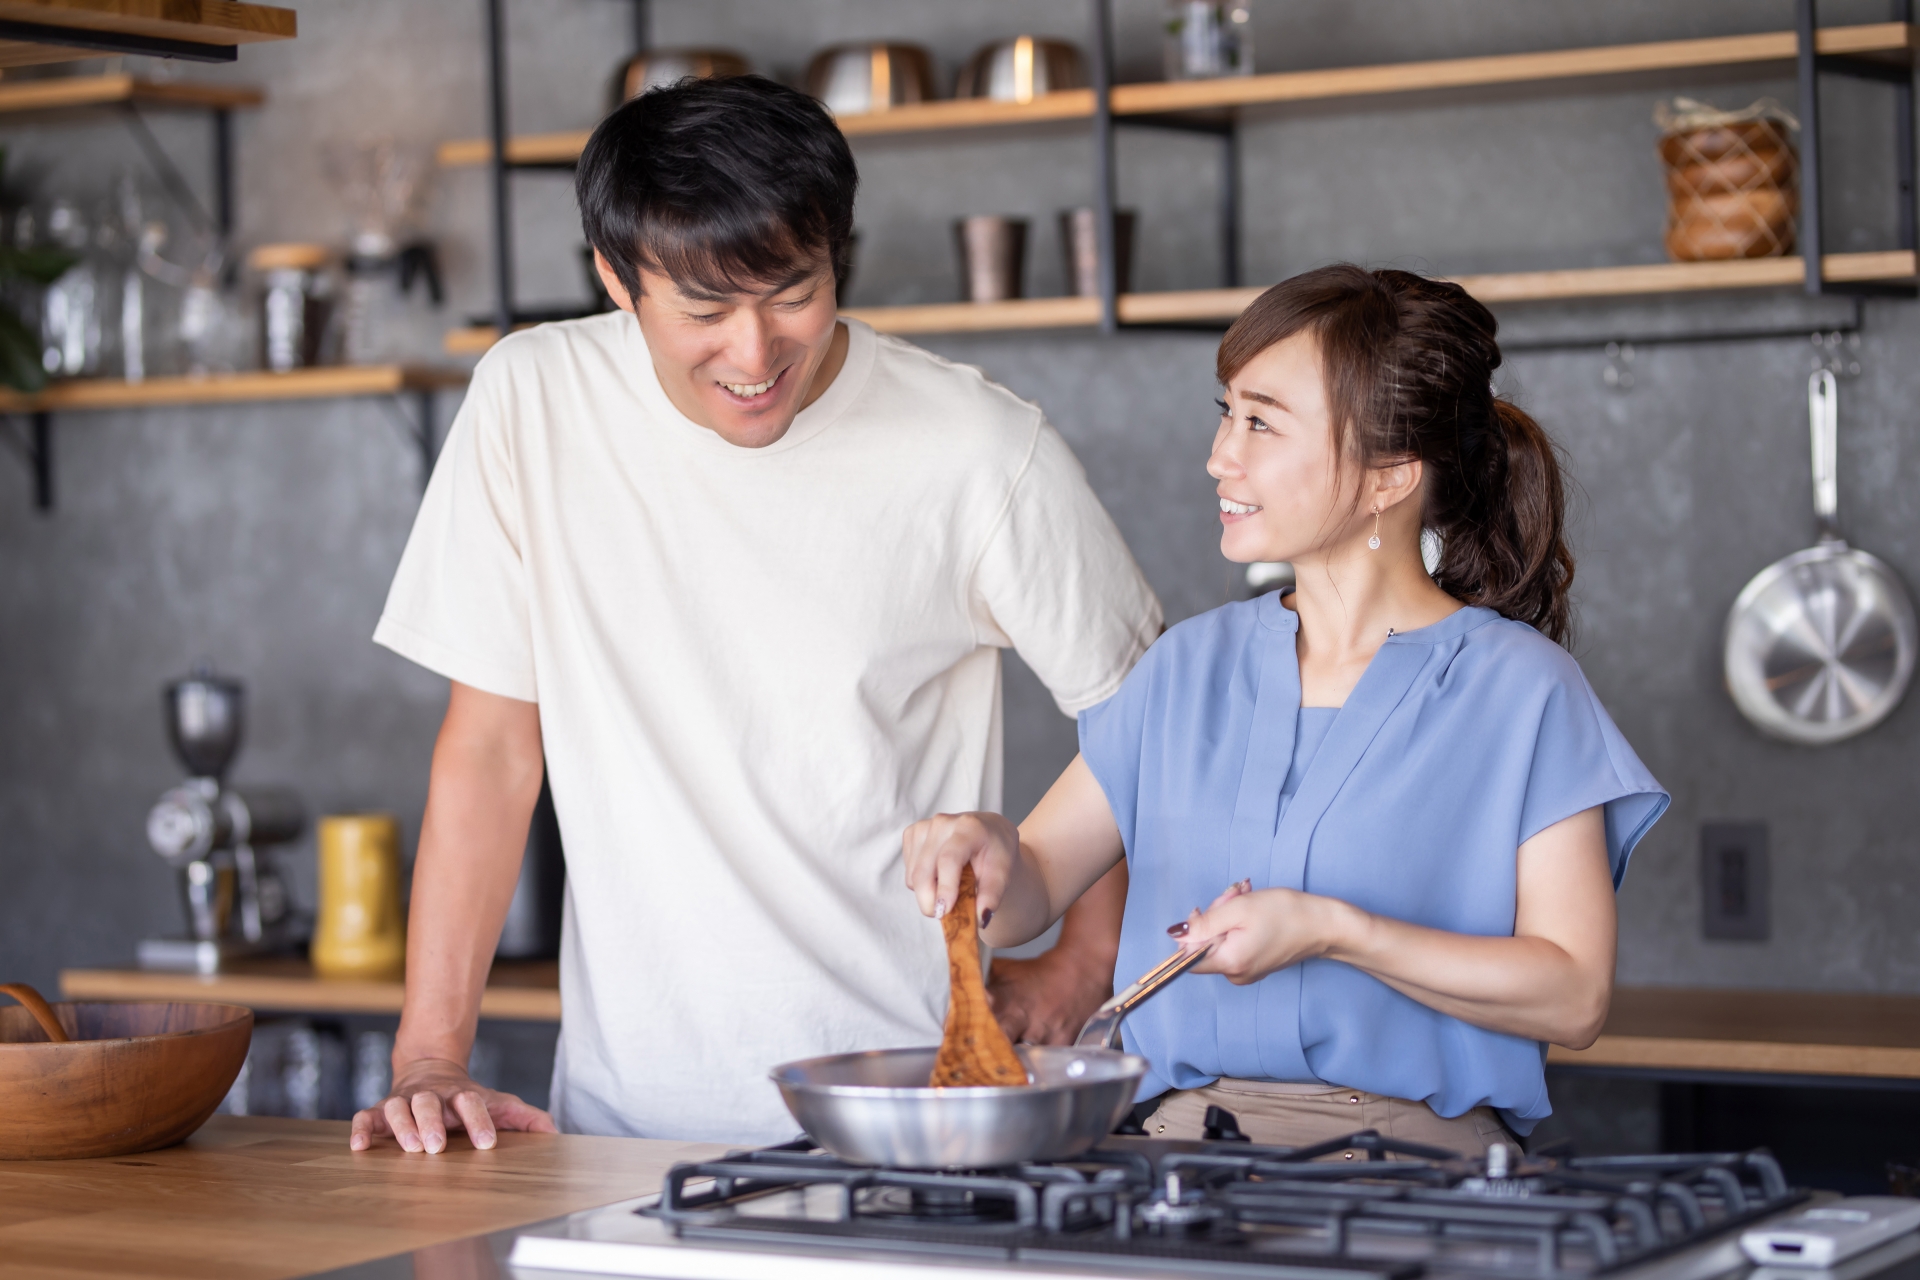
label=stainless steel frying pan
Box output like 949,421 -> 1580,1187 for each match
1724,370 -> 1917,745
771,946 -> 1208,1169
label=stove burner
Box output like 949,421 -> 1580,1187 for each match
1135,1171 -> 1223,1235
898,1185 -> 1017,1225
646,1127 -> 1810,1279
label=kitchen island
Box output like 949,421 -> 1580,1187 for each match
0,1115 -> 728,1280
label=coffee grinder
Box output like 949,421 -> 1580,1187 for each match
139,666 -> 307,973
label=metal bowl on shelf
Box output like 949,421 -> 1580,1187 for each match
956,36 -> 1086,103
806,43 -> 936,116
610,48 -> 750,107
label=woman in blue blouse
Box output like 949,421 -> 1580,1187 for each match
905,265 -> 1667,1153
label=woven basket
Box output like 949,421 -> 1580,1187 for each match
1657,98 -> 1800,261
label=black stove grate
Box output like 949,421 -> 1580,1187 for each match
645,1133 -> 1807,1278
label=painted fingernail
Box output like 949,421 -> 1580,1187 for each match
1237,878 -> 1252,893
980,908 -> 994,928
934,899 -> 948,919
1167,921 -> 1190,937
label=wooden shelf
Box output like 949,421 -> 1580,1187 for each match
1547,986 -> 1920,1080
862,252 -> 1915,333
436,91 -> 1103,167
435,23 -> 1912,165
0,364 -> 470,413
0,0 -> 295,69
838,88 -> 1099,136
437,127 -> 592,168
441,252 -> 1912,348
839,296 -> 1103,336
0,71 -> 261,113
60,958 -> 561,1022
444,324 -> 510,356
1112,22 -> 1916,116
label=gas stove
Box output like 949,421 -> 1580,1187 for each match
500,1126 -> 1896,1280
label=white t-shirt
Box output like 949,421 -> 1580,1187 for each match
374,313 -> 1161,1143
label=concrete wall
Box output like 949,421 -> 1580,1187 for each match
3,0 -> 1917,1034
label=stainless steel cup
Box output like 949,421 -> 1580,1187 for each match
1059,207 -> 1137,297
954,215 -> 1028,303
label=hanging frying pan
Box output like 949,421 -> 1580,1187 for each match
1723,370 -> 1917,745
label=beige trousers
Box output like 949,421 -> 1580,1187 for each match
1142,1078 -> 1513,1160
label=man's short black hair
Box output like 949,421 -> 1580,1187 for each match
576,75 -> 858,303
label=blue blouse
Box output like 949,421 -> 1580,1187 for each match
1078,595 -> 1668,1134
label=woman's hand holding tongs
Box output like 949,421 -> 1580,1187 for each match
1169,879 -> 1363,986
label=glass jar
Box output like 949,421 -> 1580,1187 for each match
248,243 -> 333,372
40,199 -> 109,377
1164,1 -> 1254,80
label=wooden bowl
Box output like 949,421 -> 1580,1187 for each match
0,1001 -> 253,1160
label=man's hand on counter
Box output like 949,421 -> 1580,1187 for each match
986,859 -> 1127,1045
354,684 -> 552,1156
987,950 -> 1113,1045
349,1056 -> 556,1154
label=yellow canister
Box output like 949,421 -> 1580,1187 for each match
311,814 -> 406,980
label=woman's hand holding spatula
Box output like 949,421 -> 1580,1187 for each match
904,786 -> 1122,1086
927,866 -> 1029,1087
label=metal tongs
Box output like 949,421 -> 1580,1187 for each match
1074,943 -> 1212,1049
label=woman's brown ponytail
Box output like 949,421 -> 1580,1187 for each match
1217,265 -> 1576,645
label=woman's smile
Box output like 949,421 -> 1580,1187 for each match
1218,495 -> 1263,524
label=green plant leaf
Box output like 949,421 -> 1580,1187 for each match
0,302 -> 50,393
0,244 -> 77,286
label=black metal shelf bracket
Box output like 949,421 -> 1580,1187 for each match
2,412 -> 54,512
213,107 -> 234,240
1500,296 -> 1868,355
1795,0 -> 1918,297
481,0 -> 648,335
379,392 -> 442,494
1089,0 -> 1120,334
1115,113 -> 1242,291
485,0 -> 515,341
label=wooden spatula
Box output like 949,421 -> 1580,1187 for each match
0,982 -> 71,1043
928,865 -> 1029,1088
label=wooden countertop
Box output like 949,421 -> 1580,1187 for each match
0,1115 -> 726,1280
60,958 -> 561,1021
55,969 -> 1920,1080
1549,986 -> 1920,1079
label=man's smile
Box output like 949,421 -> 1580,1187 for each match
716,367 -> 789,403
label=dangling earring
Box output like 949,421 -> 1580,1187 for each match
1368,507 -> 1382,551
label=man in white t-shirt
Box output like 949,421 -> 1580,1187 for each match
348,76 -> 1160,1152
